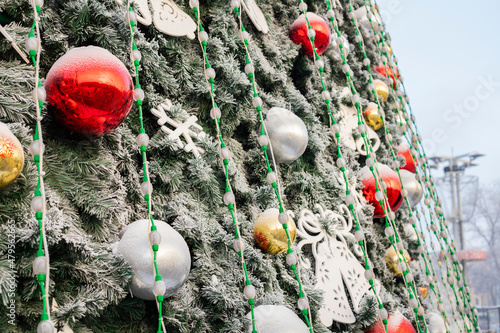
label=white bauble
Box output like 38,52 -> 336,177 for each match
400,169 -> 424,208
427,312 -> 447,333
247,305 -> 309,333
263,107 -> 308,164
118,219 -> 191,300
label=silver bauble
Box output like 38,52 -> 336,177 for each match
118,219 -> 191,300
427,312 -> 447,333
400,169 -> 423,208
247,305 -> 309,333
263,107 -> 308,164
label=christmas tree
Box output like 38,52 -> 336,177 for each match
0,0 -> 480,332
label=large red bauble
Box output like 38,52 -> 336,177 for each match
396,144 -> 416,173
289,13 -> 331,58
374,64 -> 400,89
365,312 -> 416,333
360,163 -> 403,218
45,46 -> 133,137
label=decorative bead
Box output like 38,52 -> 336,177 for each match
409,297 -> 418,309
33,256 -> 47,275
368,83 -> 375,91
341,64 -> 351,73
321,90 -> 331,101
298,2 -> 307,11
315,59 -> 324,70
241,31 -> 250,42
354,230 -> 364,242
392,160 -> 400,169
244,284 -> 256,299
447,276 -> 454,284
405,272 -> 414,282
307,29 -> 316,39
153,280 -> 166,296
374,190 -> 384,201
266,171 -> 277,184
336,36 -> 345,45
205,68 -> 216,79
384,227 -> 394,237
233,238 -> 245,252
244,63 -> 254,74
37,320 -> 55,333
357,124 -> 366,134
25,37 -> 39,52
417,246 -> 424,254
210,107 -> 221,119
220,147 -> 231,160
278,212 -> 288,224
396,241 -> 403,251
29,140 -> 45,156
426,275 -> 433,283
401,189 -> 408,197
223,191 -> 236,205
379,308 -> 388,320
128,11 -> 137,25
189,0 -> 199,8
331,123 -> 340,134
35,0 -> 44,7
252,97 -> 263,108
364,268 -> 374,281
31,196 -> 44,213
286,252 -> 297,266
149,230 -> 162,245
336,157 -> 346,169
297,297 -> 308,310
388,211 -> 395,220
355,34 -> 363,43
133,88 -> 145,101
257,135 -> 268,146
32,86 -> 46,103
345,194 -> 355,206
140,181 -> 152,196
366,157 -> 374,167
198,31 -> 209,43
327,9 -> 334,19
230,0 -> 240,10
136,133 -> 149,147
131,49 -> 142,62
351,94 -> 360,104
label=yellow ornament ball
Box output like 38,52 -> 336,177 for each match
253,208 -> 296,255
373,79 -> 389,103
363,102 -> 384,130
0,122 -> 24,188
385,246 -> 411,276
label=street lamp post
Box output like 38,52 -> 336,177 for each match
429,151 -> 484,278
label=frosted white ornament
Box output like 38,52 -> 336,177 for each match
151,98 -> 206,158
118,219 -> 191,300
37,320 -> 55,333
400,169 -> 423,208
296,204 -> 371,325
246,305 -> 309,333
427,312 -> 447,333
263,107 -> 308,164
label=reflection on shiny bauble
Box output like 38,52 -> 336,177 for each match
385,247 -> 411,277
427,312 -> 446,333
264,107 -> 308,164
400,169 -> 423,208
366,312 -> 417,333
0,122 -> 24,188
289,13 -> 331,57
118,219 -> 191,300
45,46 -> 133,137
247,305 -> 309,333
419,286 -> 429,300
363,102 -> 384,130
253,208 -> 296,255
373,79 -> 389,102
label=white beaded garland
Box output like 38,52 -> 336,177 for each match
128,11 -> 137,25
257,134 -> 268,146
307,29 -> 316,39
29,140 -> 45,156
278,212 -> 289,224
198,31 -> 209,43
210,107 -> 221,119
266,171 -> 277,184
298,2 -> 307,11
286,252 -> 297,266
297,297 -> 308,311
133,88 -> 145,101
37,320 -> 55,333
220,147 -> 231,160
243,284 -> 256,299
25,37 -> 39,52
244,63 -> 254,74
149,230 -> 162,245
33,256 -> 47,275
31,196 -> 44,213
140,181 -> 152,195
136,133 -> 149,147
233,238 -> 245,252
223,191 -> 236,205
131,49 -> 142,62
252,96 -> 263,108
205,67 -> 216,79
32,86 -> 46,103
152,280 -> 167,296
189,0 -> 199,8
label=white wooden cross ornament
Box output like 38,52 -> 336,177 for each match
151,99 -> 206,158
295,204 -> 371,326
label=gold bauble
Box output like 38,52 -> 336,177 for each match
419,286 -> 429,299
387,45 -> 393,56
363,102 -> 383,130
385,246 -> 411,276
373,79 -> 389,103
0,123 -> 24,188
253,208 -> 296,255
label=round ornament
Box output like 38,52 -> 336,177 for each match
353,6 -> 383,38
373,79 -> 389,103
400,169 -> 423,208
365,312 -> 416,333
118,219 -> 191,300
289,13 -> 331,58
363,102 -> 384,130
385,247 -> 411,277
264,107 -> 308,164
247,305 -> 309,333
374,64 -> 400,89
0,122 -> 24,188
253,208 -> 297,255
359,163 -> 403,218
45,46 -> 134,137
427,312 -> 446,333
396,144 -> 416,173
418,286 -> 429,300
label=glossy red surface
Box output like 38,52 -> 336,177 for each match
374,64 -> 400,89
289,13 -> 331,58
361,164 -> 403,218
396,144 -> 416,173
365,312 -> 417,333
45,46 -> 133,137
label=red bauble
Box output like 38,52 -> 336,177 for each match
374,64 -> 400,89
289,13 -> 331,58
360,163 -> 403,218
365,312 -> 416,333
396,144 -> 417,173
45,46 -> 133,137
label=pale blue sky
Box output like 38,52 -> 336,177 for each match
377,0 -> 500,185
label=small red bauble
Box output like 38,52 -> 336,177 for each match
365,312 -> 416,333
374,64 -> 400,89
45,46 -> 133,137
396,144 -> 416,173
289,13 -> 331,58
360,163 -> 403,218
